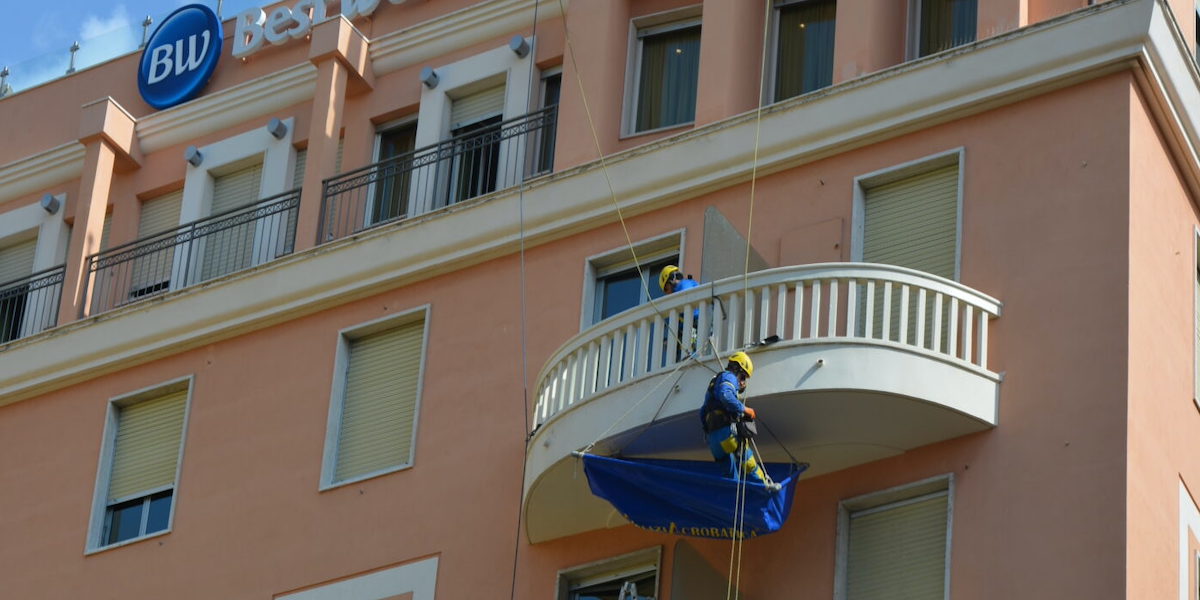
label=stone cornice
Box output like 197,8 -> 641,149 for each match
136,63 -> 318,154
0,142 -> 86,206
371,0 -> 564,76
0,0 -> 1188,406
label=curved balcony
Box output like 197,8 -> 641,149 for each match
524,263 -> 1002,543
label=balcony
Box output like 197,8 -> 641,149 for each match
318,106 -> 557,242
0,266 -> 65,344
84,189 -> 301,315
524,263 -> 1002,542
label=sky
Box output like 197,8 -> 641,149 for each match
1,0 -> 265,92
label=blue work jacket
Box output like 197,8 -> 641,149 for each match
700,370 -> 746,428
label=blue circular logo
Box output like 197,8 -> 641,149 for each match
138,4 -> 222,110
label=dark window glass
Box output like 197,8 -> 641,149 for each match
542,73 -> 561,108
775,0 -> 837,101
918,0 -> 976,57
595,256 -> 676,323
372,123 -> 418,225
104,499 -> 145,545
0,283 -> 28,343
534,73 -> 562,175
145,491 -> 173,535
447,115 -> 503,205
635,25 -> 701,132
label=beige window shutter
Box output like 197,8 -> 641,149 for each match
293,148 -> 307,190
211,163 -> 263,215
201,163 -> 263,280
862,164 -> 958,346
0,237 -> 36,285
139,190 -> 184,237
107,390 -> 187,503
450,84 -> 505,131
335,320 -> 424,482
846,492 -> 949,600
862,164 -> 958,279
129,190 -> 184,294
100,213 -> 112,252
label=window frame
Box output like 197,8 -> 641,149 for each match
834,474 -> 954,600
851,147 -> 965,282
907,0 -> 978,60
555,546 -> 661,600
581,230 -> 686,329
765,0 -> 838,104
621,6 -> 704,137
367,116 -> 420,227
85,375 -> 193,554
320,305 -> 432,491
1194,227 -> 1200,413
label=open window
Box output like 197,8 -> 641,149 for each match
557,547 -> 660,600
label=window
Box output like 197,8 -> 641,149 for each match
89,379 -> 190,550
201,161 -> 263,281
557,548 -> 660,600
372,121 -> 417,225
323,310 -> 429,488
772,0 -> 836,102
836,476 -> 952,600
585,233 -> 684,326
854,151 -> 961,345
629,15 -> 702,134
0,234 -> 37,343
534,69 -> 562,176
1194,228 -> 1199,409
128,189 -> 183,300
911,0 -> 976,58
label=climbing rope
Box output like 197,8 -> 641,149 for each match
510,2 -> 541,599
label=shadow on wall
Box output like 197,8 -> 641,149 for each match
671,539 -> 731,600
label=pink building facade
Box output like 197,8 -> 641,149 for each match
1,0 -> 1199,598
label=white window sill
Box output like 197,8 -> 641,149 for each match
84,528 -> 171,556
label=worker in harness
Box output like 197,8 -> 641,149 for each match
700,351 -> 767,483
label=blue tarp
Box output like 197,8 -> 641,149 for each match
580,454 -> 806,540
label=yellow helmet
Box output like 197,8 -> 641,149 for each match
728,351 -> 753,378
658,265 -> 681,292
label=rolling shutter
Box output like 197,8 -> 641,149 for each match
292,139 -> 340,189
862,164 -> 958,345
0,237 -> 36,285
334,320 -> 424,482
130,191 -> 183,296
201,163 -> 263,281
293,148 -> 307,189
846,492 -> 949,600
211,163 -> 263,215
862,164 -> 958,279
139,190 -> 183,237
100,213 -> 112,251
107,390 -> 187,503
450,84 -> 505,130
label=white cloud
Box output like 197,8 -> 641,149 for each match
6,5 -> 139,94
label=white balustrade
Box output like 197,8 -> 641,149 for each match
532,263 -> 1002,430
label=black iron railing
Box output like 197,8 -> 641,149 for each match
319,105 -> 558,243
0,265 -> 65,343
84,189 -> 301,315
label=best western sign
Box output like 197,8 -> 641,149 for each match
138,4 -> 222,109
233,0 -> 410,59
